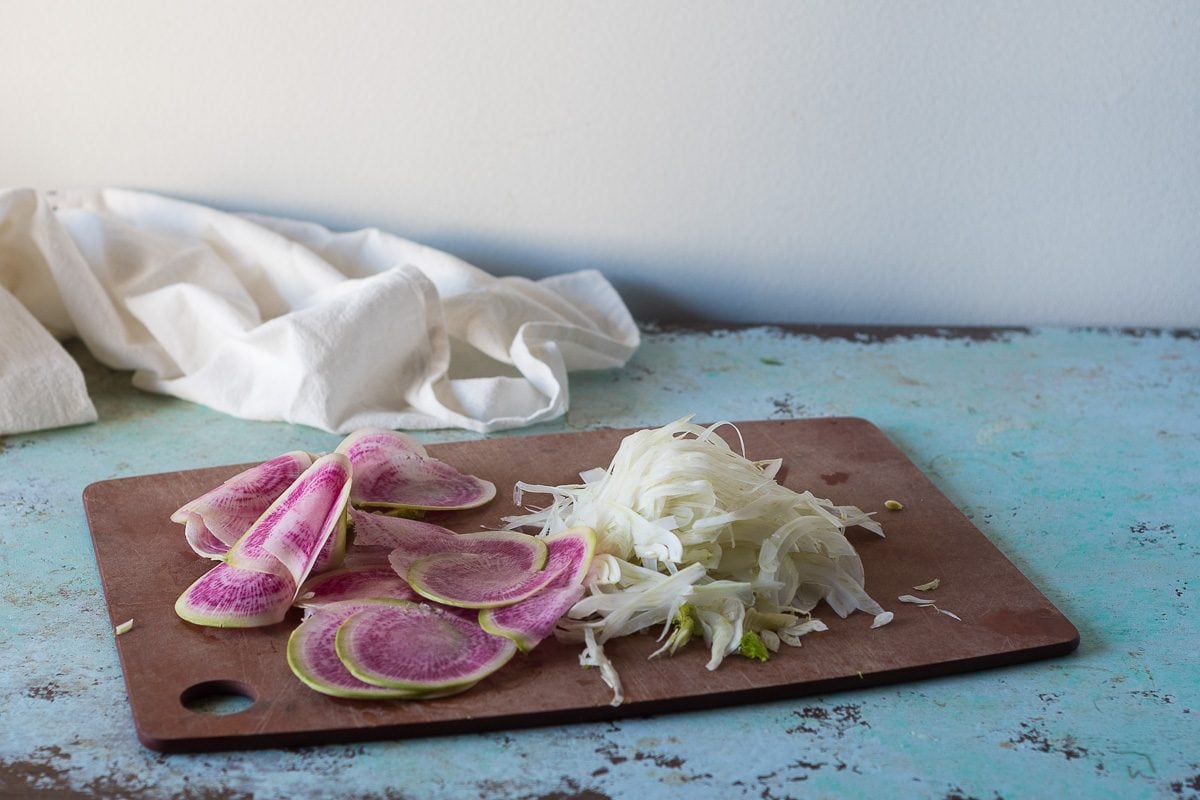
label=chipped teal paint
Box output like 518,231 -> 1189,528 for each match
2,327 -> 1198,800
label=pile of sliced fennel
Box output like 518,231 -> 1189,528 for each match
504,416 -> 893,705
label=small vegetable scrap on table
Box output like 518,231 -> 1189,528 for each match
169,417 -> 899,706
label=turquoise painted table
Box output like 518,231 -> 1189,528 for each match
2,325 -> 1197,799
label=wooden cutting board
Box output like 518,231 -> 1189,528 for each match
83,418 -> 1078,753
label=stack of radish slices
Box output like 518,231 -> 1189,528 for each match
171,429 -> 594,699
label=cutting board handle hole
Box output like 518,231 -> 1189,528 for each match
181,680 -> 257,716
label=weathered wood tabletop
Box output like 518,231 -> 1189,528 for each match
2,325 -> 1197,799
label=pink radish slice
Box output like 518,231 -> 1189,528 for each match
336,427 -> 428,461
388,529 -> 547,578
175,561 -> 296,628
172,451 -> 313,558
405,534 -> 566,609
477,527 -> 597,650
335,428 -> 496,511
357,511 -> 466,572
180,515 -> 229,560
335,602 -> 517,692
295,565 -> 418,609
287,601 -> 425,698
539,527 -> 596,587
350,510 -> 460,552
479,584 -> 585,652
310,509 -> 348,575
227,453 -> 352,587
353,512 -> 547,580
405,527 -> 589,611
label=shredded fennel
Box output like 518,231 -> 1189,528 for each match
504,415 -> 891,703
898,593 -> 961,621
738,631 -> 771,662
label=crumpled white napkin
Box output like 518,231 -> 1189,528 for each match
0,188 -> 639,436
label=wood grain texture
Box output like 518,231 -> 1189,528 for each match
83,417 -> 1077,753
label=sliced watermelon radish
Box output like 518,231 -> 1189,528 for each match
349,509 -> 460,554
226,453 -> 352,586
287,600 -> 427,699
405,531 -> 565,609
179,515 -> 230,560
478,584 -> 586,652
295,565 -> 418,608
538,527 -> 596,587
175,561 -> 295,628
336,427 -> 428,461
172,451 -> 313,559
387,528 -> 547,580
478,527 -> 597,650
335,428 -> 496,512
310,485 -> 355,576
357,511 -> 468,573
334,601 -> 517,692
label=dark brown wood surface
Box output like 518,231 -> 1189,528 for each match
83,418 -> 1078,753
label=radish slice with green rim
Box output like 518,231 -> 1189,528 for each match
334,601 -> 517,692
295,565 -> 418,608
354,510 -> 548,578
287,600 -> 430,698
479,584 -> 586,652
175,561 -> 295,628
540,526 -> 597,587
478,527 -> 597,650
405,531 -> 565,609
172,451 -> 313,558
336,428 -> 496,511
227,453 -> 352,586
388,529 -> 547,579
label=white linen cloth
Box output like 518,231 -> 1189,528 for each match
0,188 -> 639,436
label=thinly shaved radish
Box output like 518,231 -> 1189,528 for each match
287,600 -> 427,699
350,509 -> 460,554
174,561 -> 295,628
406,530 -> 568,609
226,453 -> 352,586
335,601 -> 517,692
311,518 -> 348,575
172,451 -> 313,559
479,584 -> 586,652
478,527 -> 596,650
336,428 -> 496,511
388,529 -> 547,578
295,565 -> 418,608
336,427 -> 428,461
261,454 -> 352,583
179,515 -> 230,560
168,431 -> 540,694
540,527 -> 596,586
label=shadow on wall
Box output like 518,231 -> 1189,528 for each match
160,191 -> 947,327
165,190 -> 703,323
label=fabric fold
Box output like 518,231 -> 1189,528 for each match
0,187 -> 639,435
0,286 -> 98,435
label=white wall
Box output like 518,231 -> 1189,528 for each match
3,1 -> 1197,326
